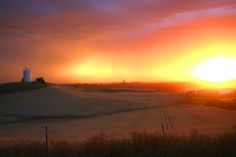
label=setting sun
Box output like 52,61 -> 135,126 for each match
193,56 -> 236,83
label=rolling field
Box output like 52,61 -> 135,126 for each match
0,85 -> 236,139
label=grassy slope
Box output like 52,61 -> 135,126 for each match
0,82 -> 49,95
0,131 -> 236,157
182,92 -> 236,111
205,99 -> 236,110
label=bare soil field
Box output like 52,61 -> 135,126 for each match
0,85 -> 236,139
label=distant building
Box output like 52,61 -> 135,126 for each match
22,67 -> 32,82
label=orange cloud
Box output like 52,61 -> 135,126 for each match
0,0 -> 236,83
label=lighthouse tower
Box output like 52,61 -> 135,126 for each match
23,67 -> 32,83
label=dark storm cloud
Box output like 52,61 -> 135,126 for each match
1,0 -> 235,31
0,0 -> 123,16
0,0 -> 124,35
1,0 -> 234,16
0,0 -> 235,43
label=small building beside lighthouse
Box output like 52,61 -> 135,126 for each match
22,67 -> 32,83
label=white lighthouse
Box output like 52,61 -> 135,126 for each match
23,67 -> 32,83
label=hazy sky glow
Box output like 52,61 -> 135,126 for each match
0,0 -> 236,83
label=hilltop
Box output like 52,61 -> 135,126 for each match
0,82 -> 49,95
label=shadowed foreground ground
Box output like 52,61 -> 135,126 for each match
1,85 -> 236,156
0,131 -> 236,157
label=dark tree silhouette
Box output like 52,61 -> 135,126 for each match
35,77 -> 45,84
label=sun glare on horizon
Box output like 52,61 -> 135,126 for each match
193,56 -> 236,83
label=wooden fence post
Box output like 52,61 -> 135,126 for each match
45,125 -> 49,155
161,123 -> 165,135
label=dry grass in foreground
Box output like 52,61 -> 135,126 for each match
0,131 -> 236,157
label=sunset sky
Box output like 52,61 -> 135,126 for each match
0,0 -> 236,83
